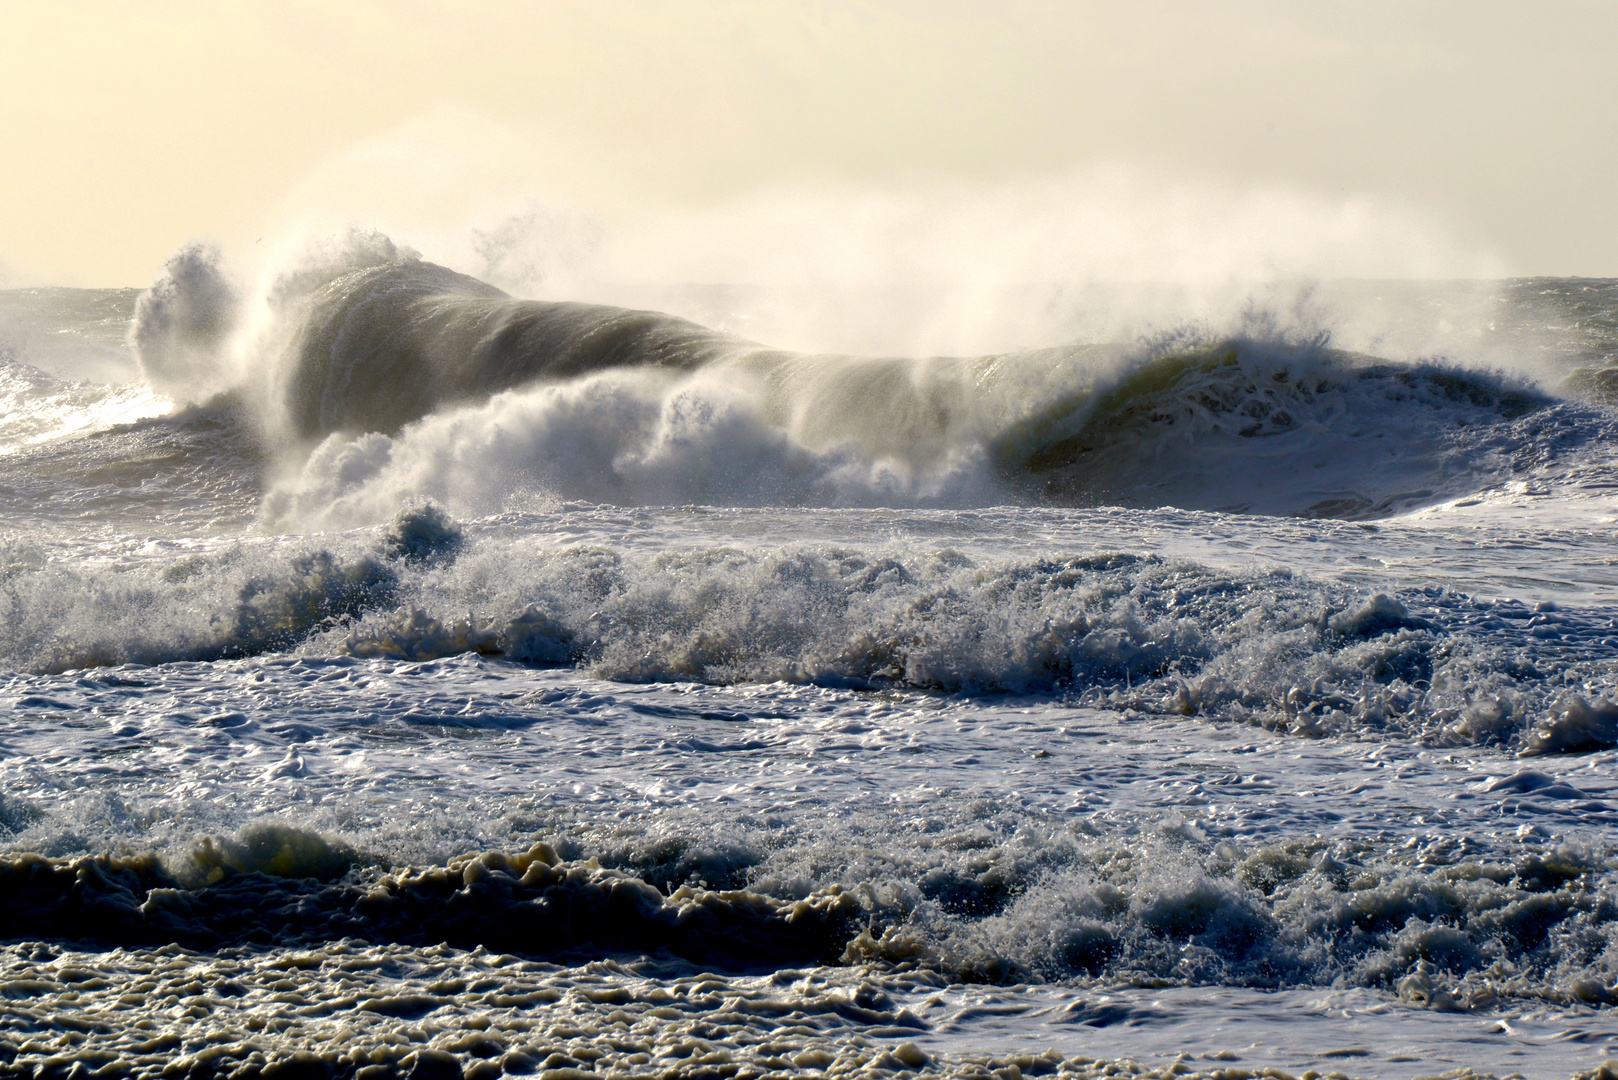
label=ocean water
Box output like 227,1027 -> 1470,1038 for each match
3,243 -> 1618,1079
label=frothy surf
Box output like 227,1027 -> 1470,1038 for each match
3,503 -> 1617,758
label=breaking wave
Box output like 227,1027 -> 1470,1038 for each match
3,818 -> 1617,1008
118,244 -> 1590,522
4,506 -> 1615,754
275,261 -> 738,440
129,243 -> 240,400
0,837 -> 858,968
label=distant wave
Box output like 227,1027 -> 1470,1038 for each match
0,352 -> 171,454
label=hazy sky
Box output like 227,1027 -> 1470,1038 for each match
2,0 -> 1614,286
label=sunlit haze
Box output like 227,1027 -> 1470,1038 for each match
2,0 -> 1615,288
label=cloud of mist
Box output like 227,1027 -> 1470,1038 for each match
467,169 -> 1508,360
184,106 -> 1521,396
129,244 -> 242,400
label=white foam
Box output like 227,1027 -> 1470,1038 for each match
0,354 -> 171,453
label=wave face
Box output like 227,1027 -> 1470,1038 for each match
997,342 -> 1551,517
278,262 -> 742,439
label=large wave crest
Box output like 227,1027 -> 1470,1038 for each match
121,241 -> 1583,524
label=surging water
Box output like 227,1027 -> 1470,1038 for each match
2,241 -> 1618,1079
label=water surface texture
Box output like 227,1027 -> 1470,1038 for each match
3,252 -> 1618,1079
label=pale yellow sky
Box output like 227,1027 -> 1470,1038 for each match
1,1 -> 1614,286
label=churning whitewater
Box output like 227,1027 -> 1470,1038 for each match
2,240 -> 1618,1079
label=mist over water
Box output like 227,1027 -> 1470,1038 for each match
4,175 -> 1618,1078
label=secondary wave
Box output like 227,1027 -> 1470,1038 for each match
5,507 -> 1616,754
3,820 -> 1615,1007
